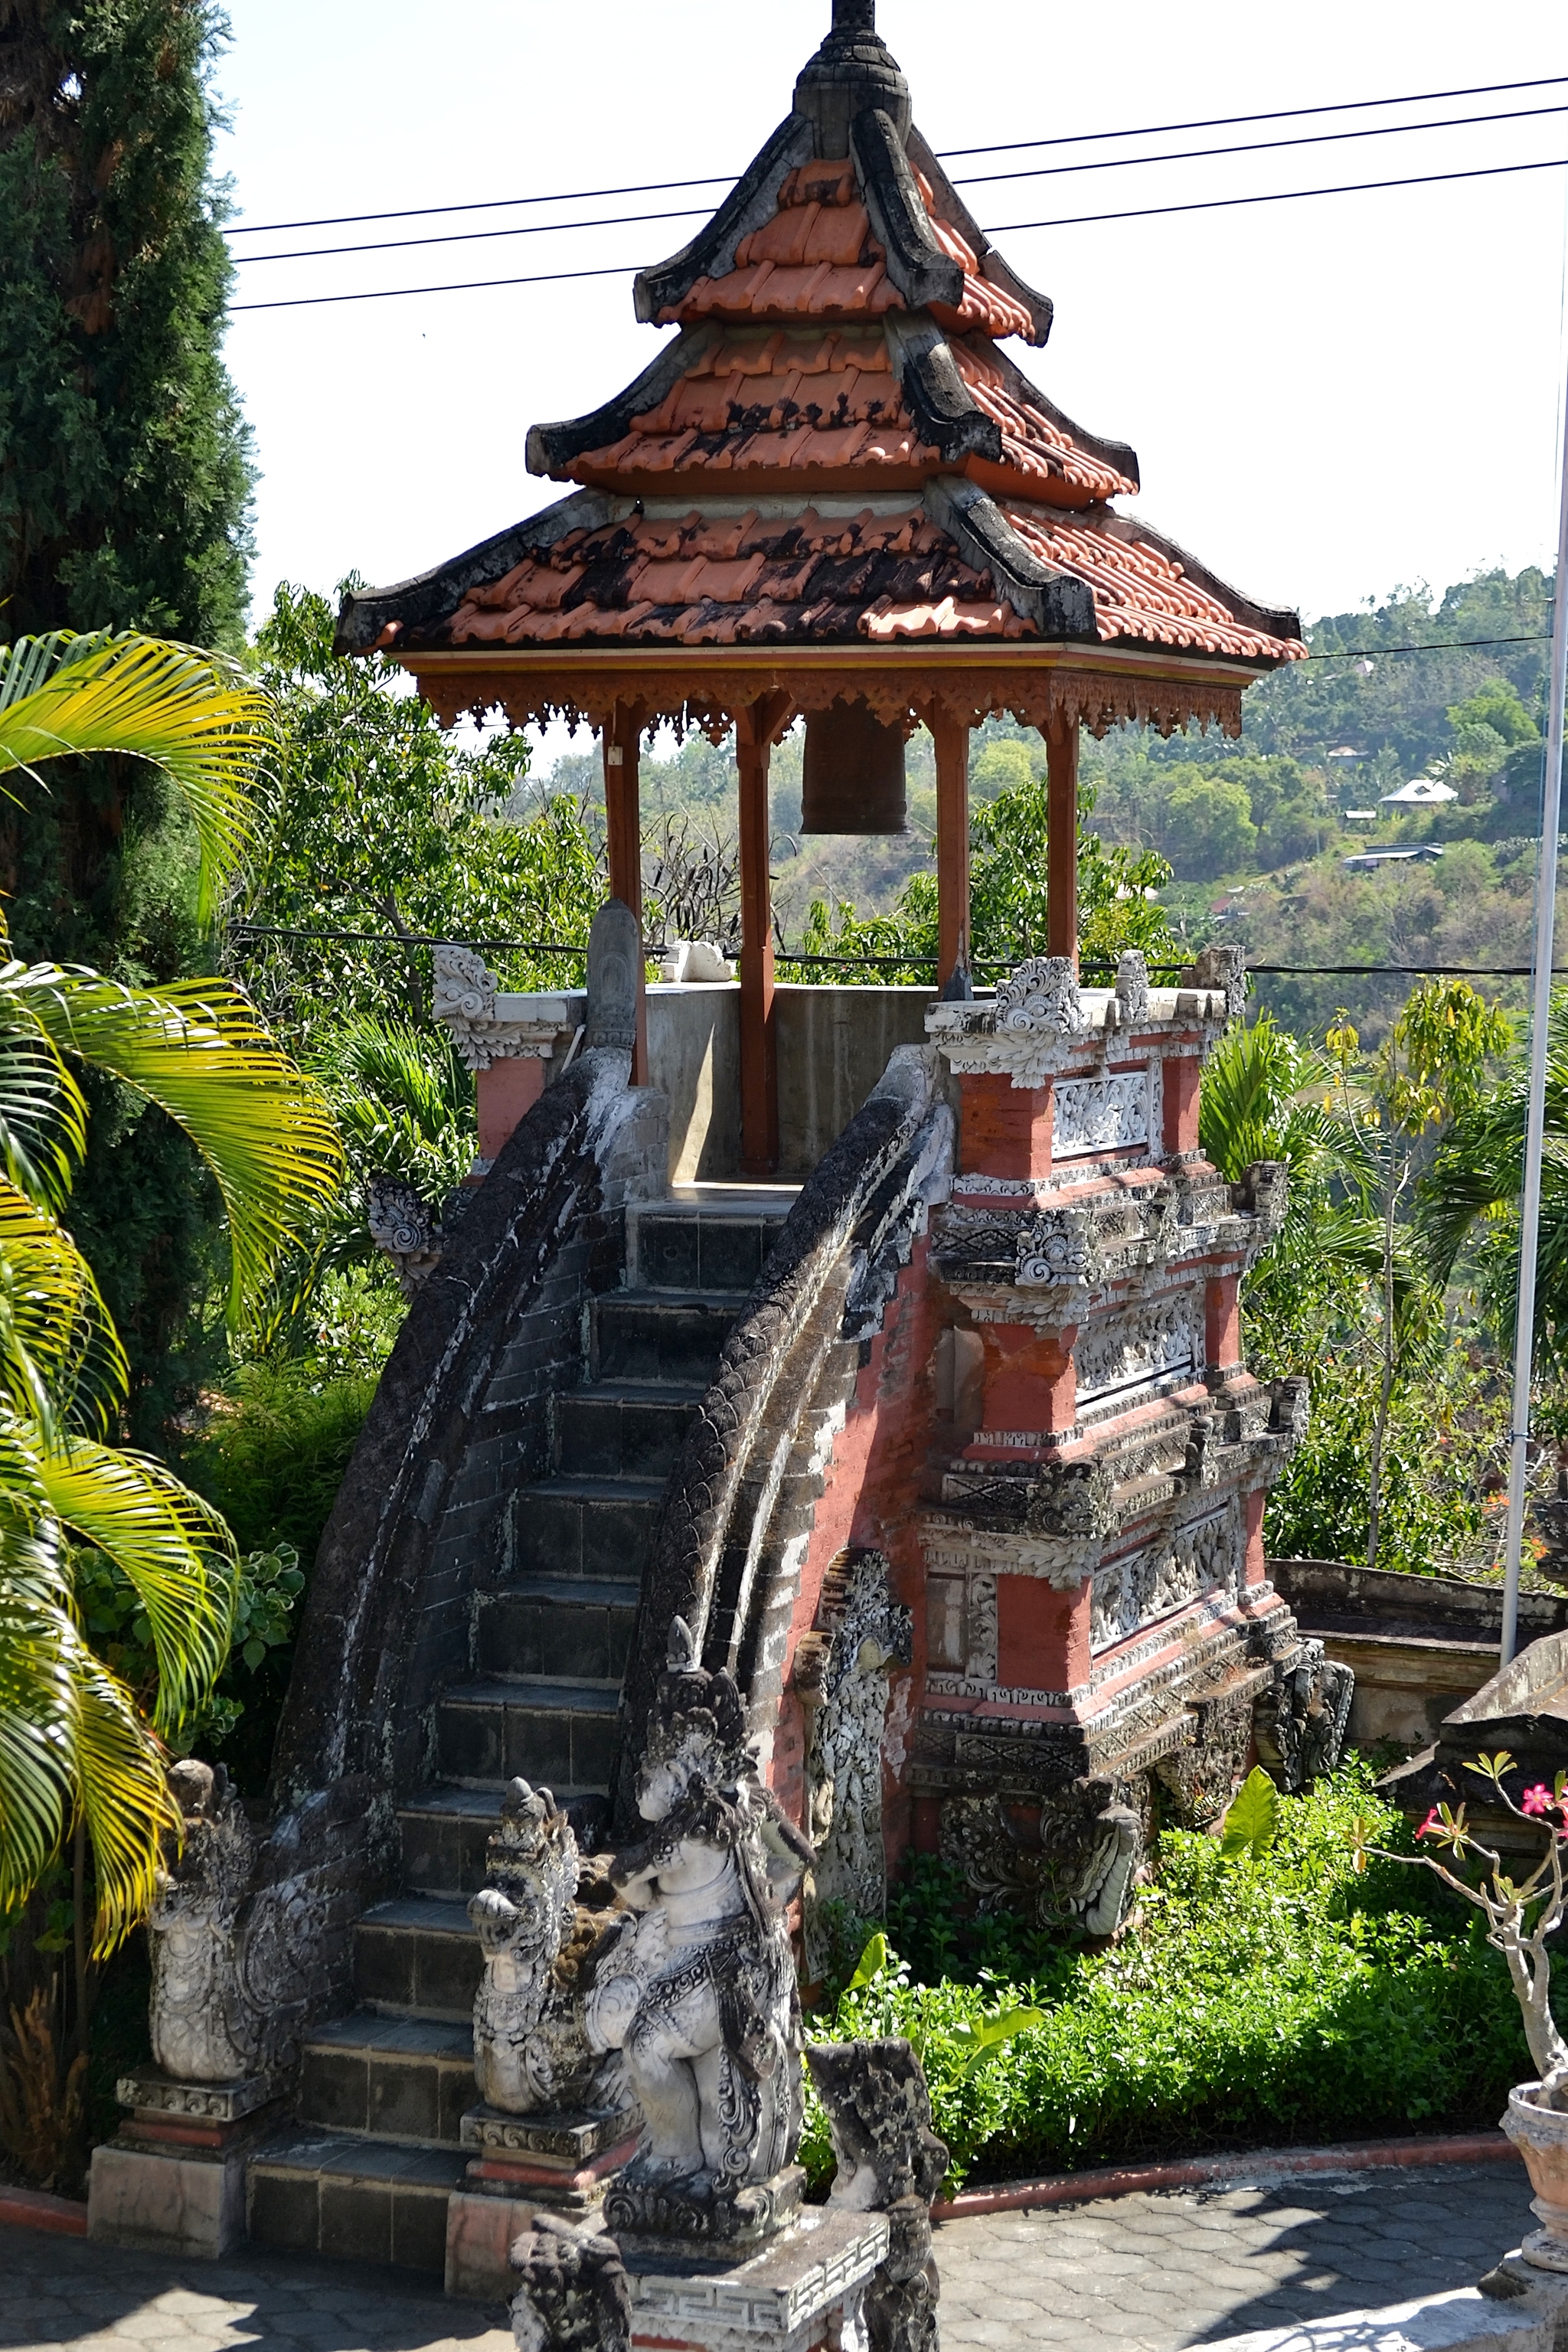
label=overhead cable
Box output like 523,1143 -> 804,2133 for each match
222,70 -> 1568,237
229,152 -> 1568,311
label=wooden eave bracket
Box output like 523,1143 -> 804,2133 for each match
1096,511 -> 1303,644
525,322 -> 722,480
904,126 -> 1054,348
923,474 -> 1099,641
884,315 -> 1001,466
333,487 -> 617,655
850,106 -> 965,312
632,114 -> 817,323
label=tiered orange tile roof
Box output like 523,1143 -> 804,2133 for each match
338,2 -> 1302,682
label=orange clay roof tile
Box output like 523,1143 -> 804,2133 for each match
413,498 -> 1300,664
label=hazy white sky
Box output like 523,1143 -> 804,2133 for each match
215,0 -> 1568,646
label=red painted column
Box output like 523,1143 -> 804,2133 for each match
1044,707 -> 1078,969
476,1059 -> 544,1162
932,703 -> 972,991
602,699 -> 648,1086
959,1073 -> 1053,1180
1164,1055 -> 1201,1155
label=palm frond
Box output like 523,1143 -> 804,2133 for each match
0,1010 -> 84,1213
38,1441 -> 234,1732
0,631 -> 275,922
0,963 -> 345,1323
0,1179 -> 126,1436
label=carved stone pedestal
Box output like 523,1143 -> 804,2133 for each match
444,2105 -> 638,2300
87,2067 -> 281,2256
622,2208 -> 890,2352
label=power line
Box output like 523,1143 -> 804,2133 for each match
987,152 -> 1567,236
222,71 -> 1568,237
230,100 -> 1568,270
1303,633 -> 1552,660
229,150 -> 1568,312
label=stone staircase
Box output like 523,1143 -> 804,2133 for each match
247,1184 -> 797,2275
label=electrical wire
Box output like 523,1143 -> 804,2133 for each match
229,150 -> 1568,312
1303,634 -> 1551,659
229,97 -> 1568,270
222,71 -> 1568,237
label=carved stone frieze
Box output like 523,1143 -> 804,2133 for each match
805,2038 -> 949,2352
508,2213 -> 631,2352
1054,1064 -> 1161,1161
796,1551 -> 913,1976
1090,1504 -> 1242,1654
932,1184 -> 1188,1328
1076,1291 -> 1200,1413
938,1452 -> 1119,1545
925,1566 -> 999,1681
941,1782 -> 1142,1935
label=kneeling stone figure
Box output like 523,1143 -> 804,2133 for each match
586,1619 -> 813,2221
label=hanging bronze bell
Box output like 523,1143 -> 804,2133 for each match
799,698 -> 908,835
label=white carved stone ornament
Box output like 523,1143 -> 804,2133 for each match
145,1760 -> 316,2087
586,1620 -> 813,2243
432,943 -> 573,1073
1089,1504 -> 1240,1654
469,1779 -> 629,2116
1115,949 -> 1152,1024
1075,1290 -> 1200,1410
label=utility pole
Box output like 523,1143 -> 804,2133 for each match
1501,358 -> 1568,1664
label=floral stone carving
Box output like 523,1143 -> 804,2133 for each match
146,1760 -> 302,2085
1254,1638 -> 1355,1795
469,1778 -> 629,2116
589,1619 -> 814,2246
805,2037 -> 949,2352
509,2213 -> 631,2352
795,1550 -> 913,1981
1153,1688 -> 1257,1830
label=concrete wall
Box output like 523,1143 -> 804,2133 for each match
632,981 -> 938,1184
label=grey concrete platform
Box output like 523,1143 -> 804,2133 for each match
0,2157 -> 1540,2350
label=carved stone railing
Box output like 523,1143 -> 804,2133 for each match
612,1044 -> 953,1831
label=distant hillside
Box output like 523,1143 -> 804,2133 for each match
535,563 -> 1558,1037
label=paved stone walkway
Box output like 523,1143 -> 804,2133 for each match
939,2163 -> 1536,2352
0,2161 -> 1537,2351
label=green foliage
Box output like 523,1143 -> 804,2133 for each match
177,1352 -> 383,1564
0,0 -> 256,1416
76,1540 -> 303,1757
239,583 -> 605,1053
789,775 -> 1174,981
1220,1767 -> 1280,1860
805,1767 -> 1532,2191
1161,772 -> 1258,881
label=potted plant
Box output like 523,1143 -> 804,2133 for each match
1355,1754 -> 1568,2269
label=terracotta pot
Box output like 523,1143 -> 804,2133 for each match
1501,2083 -> 1568,2268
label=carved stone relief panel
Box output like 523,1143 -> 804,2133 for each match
940,1782 -> 1142,1936
1053,1061 -> 1162,1161
798,1551 -> 913,1977
1089,1502 -> 1241,1654
1076,1291 -> 1200,1413
923,1570 -> 998,1687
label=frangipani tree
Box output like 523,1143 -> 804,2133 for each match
0,629 -> 343,1955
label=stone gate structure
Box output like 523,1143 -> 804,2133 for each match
88,0 -> 1348,2308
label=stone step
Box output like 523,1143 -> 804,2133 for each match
354,1896 -> 481,2019
298,2010 -> 474,2148
592,1291 -> 745,1387
247,2129 -> 466,2275
398,1785 -> 610,1898
511,1474 -> 665,1581
477,1574 -> 639,1683
630,1194 -> 795,1295
551,1381 -> 700,1480
435,1675 -> 621,1795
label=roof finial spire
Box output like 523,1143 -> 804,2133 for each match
833,0 -> 876,27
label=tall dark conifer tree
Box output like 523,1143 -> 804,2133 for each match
0,0 -> 256,1427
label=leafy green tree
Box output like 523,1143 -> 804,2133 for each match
792,775 -> 1174,980
0,0 -> 256,1417
1161,772 -> 1258,881
237,585 -> 606,1054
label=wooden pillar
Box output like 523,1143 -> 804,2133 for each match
1044,707 -> 1079,969
602,699 -> 647,1083
932,704 -> 971,991
736,695 -> 789,1176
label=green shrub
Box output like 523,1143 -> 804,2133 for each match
178,1357 -> 379,1563
804,1763 -> 1530,2192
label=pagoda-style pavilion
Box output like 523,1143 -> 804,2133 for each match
337,0 -> 1303,1173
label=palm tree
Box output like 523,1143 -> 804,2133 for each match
0,629 -> 344,1957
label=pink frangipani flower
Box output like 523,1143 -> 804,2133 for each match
1521,1786 -> 1556,1818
